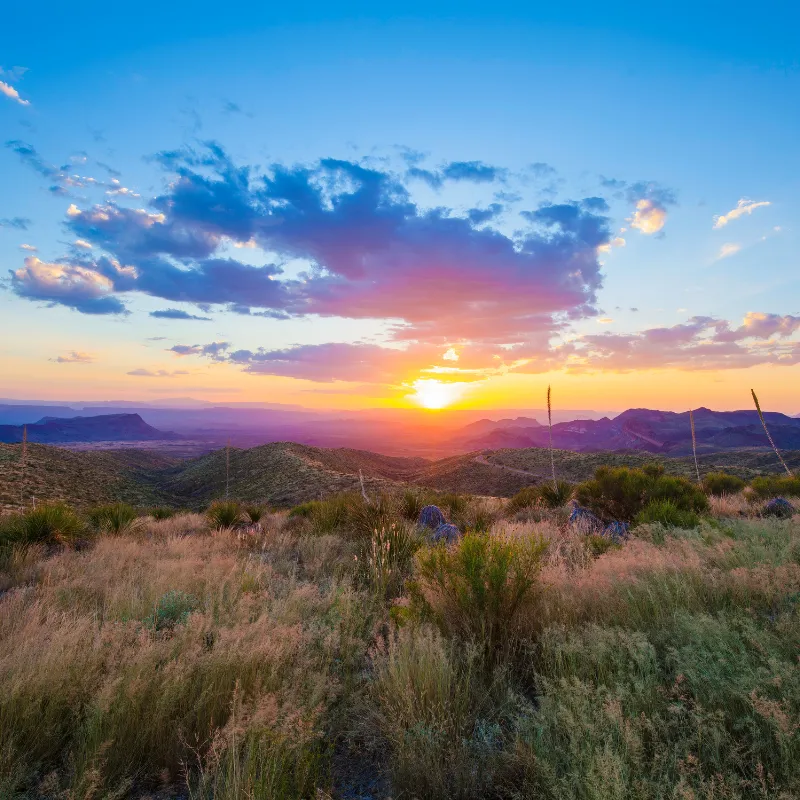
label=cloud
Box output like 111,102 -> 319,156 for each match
717,242 -> 741,260
0,217 -> 31,230
566,313 -> 800,372
52,350 -> 94,363
169,341 -> 230,358
15,147 -> 610,354
407,160 -> 506,189
713,199 -> 771,229
0,81 -> 30,106
127,368 -> 190,377
19,243 -> 37,251
605,180 -> 677,235
150,308 -> 212,321
11,256 -> 127,314
73,239 -> 93,250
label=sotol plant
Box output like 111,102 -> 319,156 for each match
547,385 -> 556,490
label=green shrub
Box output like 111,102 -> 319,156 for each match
398,489 -> 430,521
634,499 -> 701,529
207,500 -> 243,529
586,534 -> 621,557
145,589 -> 199,631
88,502 -> 140,535
702,472 -> 747,496
0,503 -> 85,547
576,466 -> 708,522
750,475 -> 800,499
412,532 -> 547,659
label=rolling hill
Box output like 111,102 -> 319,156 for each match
3,439 -> 800,514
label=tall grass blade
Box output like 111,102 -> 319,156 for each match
751,388 -> 792,476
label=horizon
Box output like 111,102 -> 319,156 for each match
2,3 -> 799,413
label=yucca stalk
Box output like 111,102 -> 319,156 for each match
359,468 -> 372,505
689,409 -> 701,483
751,388 -> 792,476
547,385 -> 557,490
20,424 -> 27,507
225,437 -> 231,498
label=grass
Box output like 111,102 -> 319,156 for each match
3,475 -> 800,797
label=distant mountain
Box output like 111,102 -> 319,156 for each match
457,407 -> 800,454
0,413 -> 181,444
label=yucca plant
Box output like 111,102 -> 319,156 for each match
88,502 -> 140,535
207,499 -> 243,529
244,505 -> 266,524
0,503 -> 85,547
539,480 -> 573,508
751,389 -> 792,476
148,506 -> 176,520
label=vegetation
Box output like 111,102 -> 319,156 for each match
207,499 -> 243,529
0,502 -> 86,548
576,465 -> 709,522
751,474 -> 800,499
88,502 -> 140,535
702,470 -> 747,496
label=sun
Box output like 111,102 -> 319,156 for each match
410,379 -> 464,410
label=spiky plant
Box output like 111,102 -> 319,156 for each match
244,505 -> 265,524
207,499 -> 243,529
689,408 -> 701,484
88,502 -> 140,535
751,389 -> 792,476
547,385 -> 557,490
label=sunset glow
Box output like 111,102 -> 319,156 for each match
409,379 -> 467,410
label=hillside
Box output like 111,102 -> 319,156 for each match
0,413 -> 181,444
0,444 -> 178,512
4,440 -> 800,513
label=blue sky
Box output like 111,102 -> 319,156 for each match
1,1 -> 799,410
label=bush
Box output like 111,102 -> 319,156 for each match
703,472 -> 747,496
358,523 -> 423,598
207,500 -> 243,529
412,532 -> 547,659
575,466 -> 709,523
145,589 -> 199,631
0,503 -> 85,547
634,499 -> 701,529
506,486 -> 541,515
88,502 -> 140,535
750,475 -> 800,499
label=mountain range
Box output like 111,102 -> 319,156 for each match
0,414 -> 181,444
458,408 -> 800,455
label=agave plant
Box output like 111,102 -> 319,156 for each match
244,505 -> 266,524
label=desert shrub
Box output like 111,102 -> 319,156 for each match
412,532 -> 547,659
751,475 -> 800,499
634,499 -> 701,529
437,492 -> 469,519
585,534 -> 621,557
348,492 -> 399,539
702,471 -> 747,496
244,505 -> 266,524
507,482 -> 573,517
399,489 -> 433,522
145,589 -> 199,631
88,502 -> 140,535
207,500 -> 243,529
576,466 -> 708,523
642,462 -> 666,478
0,503 -> 85,548
148,506 -> 176,520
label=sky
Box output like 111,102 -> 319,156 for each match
1,1 -> 799,413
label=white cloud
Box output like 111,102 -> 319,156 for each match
52,351 -> 94,363
0,80 -> 30,106
74,239 -> 93,250
713,198 -> 771,229
717,242 -> 742,260
597,236 -> 626,253
19,243 -> 37,251
629,199 -> 667,234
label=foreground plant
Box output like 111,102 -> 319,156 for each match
0,502 -> 85,547
207,499 -> 243,529
752,388 -> 793,476
88,502 -> 140,535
